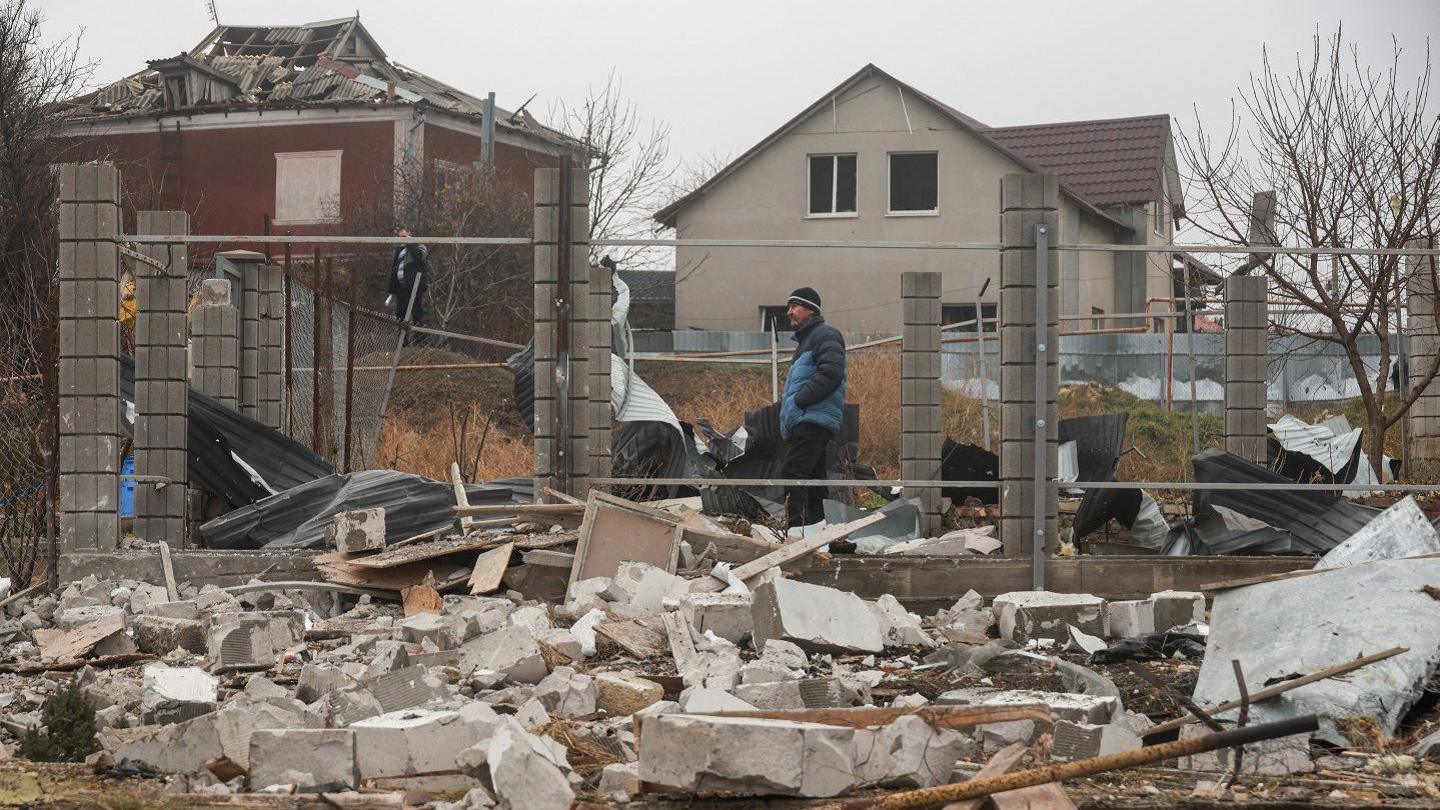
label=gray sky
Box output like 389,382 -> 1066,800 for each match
36,0 -> 1440,221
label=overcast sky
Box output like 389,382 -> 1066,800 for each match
35,0 -> 1440,229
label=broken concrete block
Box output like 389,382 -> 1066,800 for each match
363,664 -> 452,713
758,638 -> 808,670
399,613 -> 453,649
738,660 -> 792,685
853,714 -> 978,788
350,706 -> 499,779
604,561 -> 688,615
1106,600 -> 1153,638
532,666 -> 597,718
679,592 -> 753,643
868,594 -> 935,648
55,604 -> 124,629
992,591 -> 1106,644
248,728 -> 357,791
326,508 -> 385,553
536,628 -> 582,662
1051,720 -> 1141,761
134,615 -> 207,656
937,687 -> 1119,726
143,600 -> 200,621
1181,722 -> 1315,775
678,687 -> 756,713
638,714 -> 858,797
595,672 -> 663,716
141,664 -> 217,712
1150,590 -> 1205,632
508,604 -> 552,635
598,761 -> 639,795
458,625 -> 548,684
733,680 -> 808,710
296,663 -> 348,704
751,579 -> 883,655
1318,496 -> 1440,568
568,576 -> 612,600
99,708 -> 244,775
485,716 -> 575,809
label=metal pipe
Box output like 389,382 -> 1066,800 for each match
343,265 -> 357,472
770,324 -> 779,400
282,243 -> 293,437
310,248 -> 323,455
118,234 -> 1440,257
405,324 -> 524,350
977,278 -> 991,452
826,715 -> 1320,810
588,476 -> 1440,492
1032,223 -> 1049,591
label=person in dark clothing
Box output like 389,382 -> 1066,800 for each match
778,286 -> 846,531
385,227 -> 428,339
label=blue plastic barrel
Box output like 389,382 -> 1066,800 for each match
119,455 -> 135,517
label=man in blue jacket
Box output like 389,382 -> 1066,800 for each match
779,286 -> 846,531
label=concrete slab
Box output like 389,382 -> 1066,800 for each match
638,713 -> 858,798
992,591 -> 1106,644
751,579 -> 883,655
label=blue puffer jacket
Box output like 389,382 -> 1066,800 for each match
780,315 -> 847,440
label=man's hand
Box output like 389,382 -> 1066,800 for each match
384,295 -> 394,308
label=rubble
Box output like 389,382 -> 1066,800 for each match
638,713 -> 859,797
327,507 -> 387,553
751,579 -> 884,654
992,591 -> 1106,644
248,728 -> 358,791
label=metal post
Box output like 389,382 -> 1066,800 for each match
977,279 -> 992,451
1183,250 -> 1199,455
1165,308 -> 1175,411
373,251 -> 426,468
771,324 -> 779,400
310,249 -> 323,454
282,243 -> 294,437
482,92 -> 497,167
1032,223 -> 1049,592
344,266 -> 358,472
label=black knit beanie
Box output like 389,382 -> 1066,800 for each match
787,287 -> 822,313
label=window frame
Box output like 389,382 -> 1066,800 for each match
273,149 -> 344,226
805,153 -> 858,219
1153,198 -> 1167,236
886,150 -> 939,216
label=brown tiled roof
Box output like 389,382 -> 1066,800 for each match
985,115 -> 1172,208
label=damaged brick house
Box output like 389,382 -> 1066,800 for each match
52,16 -> 579,240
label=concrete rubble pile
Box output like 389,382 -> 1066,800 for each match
2,496 -> 1437,806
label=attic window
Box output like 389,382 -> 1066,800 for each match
274,150 -> 343,225
888,152 -> 938,214
808,154 -> 857,216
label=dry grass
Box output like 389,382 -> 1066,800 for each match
375,407 -> 533,481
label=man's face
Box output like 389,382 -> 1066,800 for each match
787,302 -> 814,328
397,228 -> 410,239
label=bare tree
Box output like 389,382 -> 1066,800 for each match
1179,27 -> 1440,475
550,72 -> 674,270
0,0 -> 90,585
665,150 -> 732,284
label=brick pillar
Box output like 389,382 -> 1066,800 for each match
191,279 -> 241,409
533,166 -> 592,499
256,264 -> 284,430
999,174 -> 1060,558
1223,274 -> 1267,463
1407,240 -> 1440,476
901,271 -> 943,536
57,164 -> 123,552
588,263 -> 614,484
217,250 -> 268,421
133,211 -> 189,547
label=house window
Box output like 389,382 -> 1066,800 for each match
274,150 -> 343,225
1091,306 -> 1106,331
760,306 -> 796,332
1153,198 -> 1166,235
807,154 -> 857,216
888,152 -> 938,214
941,303 -> 996,333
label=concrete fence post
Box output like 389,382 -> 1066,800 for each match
1223,274 -> 1267,463
998,173 -> 1060,561
1407,239 -> 1440,477
218,250 -> 268,422
134,211 -> 190,547
256,263 -> 285,431
190,279 -> 241,409
533,165 -> 592,500
588,262 -> 614,484
900,271 -> 943,536
57,163 -> 124,552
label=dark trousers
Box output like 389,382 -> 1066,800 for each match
781,422 -> 833,528
395,289 -> 424,344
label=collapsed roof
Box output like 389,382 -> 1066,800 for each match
65,16 -> 575,149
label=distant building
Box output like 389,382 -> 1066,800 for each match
54,16 -> 578,238
617,270 -> 676,331
655,64 -> 1188,332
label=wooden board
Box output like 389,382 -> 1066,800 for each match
594,618 -> 667,659
346,536 -> 496,569
451,463 -> 473,532
401,583 -> 443,616
661,611 -> 699,676
468,542 -> 514,595
570,492 -> 683,586
689,512 -> 888,594
944,743 -> 1030,810
316,558 -> 470,592
34,614 -> 125,661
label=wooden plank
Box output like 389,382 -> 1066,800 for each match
468,542 -> 513,595
401,582 -> 443,616
661,611 -> 699,675
705,706 -> 1051,731
450,463 -> 473,532
690,512 -> 889,594
158,541 -> 179,601
543,487 -> 586,506
316,559 -> 469,592
570,492 -> 683,586
989,782 -> 1078,810
595,618 -> 667,659
346,536 -> 496,569
34,614 -> 125,661
455,503 -> 584,517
